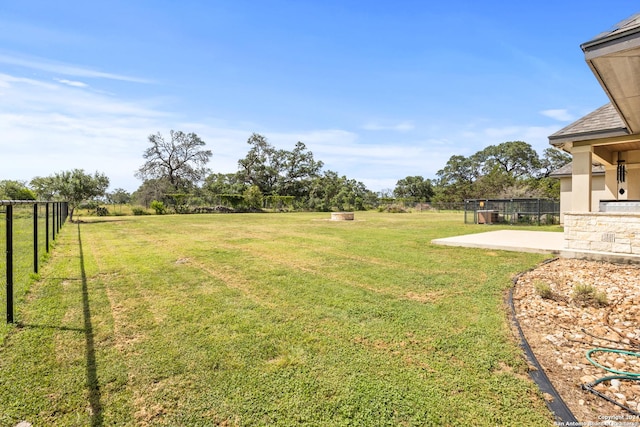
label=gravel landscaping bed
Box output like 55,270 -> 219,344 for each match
513,258 -> 640,425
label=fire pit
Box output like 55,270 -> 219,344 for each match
331,212 -> 354,221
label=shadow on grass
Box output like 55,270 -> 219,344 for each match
77,222 -> 103,426
16,323 -> 84,333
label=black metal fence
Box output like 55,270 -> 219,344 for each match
1,200 -> 68,323
464,198 -> 560,225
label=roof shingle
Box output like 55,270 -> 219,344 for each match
548,103 -> 628,144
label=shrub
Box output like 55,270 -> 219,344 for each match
243,186 -> 264,210
377,204 -> 408,213
572,283 -> 608,307
96,206 -> 109,216
534,281 -> 554,299
131,206 -> 150,216
151,200 -> 166,215
174,204 -> 190,214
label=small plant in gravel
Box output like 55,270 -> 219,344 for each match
572,283 -> 608,307
534,280 -> 554,299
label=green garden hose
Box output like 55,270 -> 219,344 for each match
583,348 -> 640,416
585,348 -> 640,377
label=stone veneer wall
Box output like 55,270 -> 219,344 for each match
564,212 -> 640,254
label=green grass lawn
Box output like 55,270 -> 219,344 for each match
0,204 -> 53,337
0,211 -> 558,426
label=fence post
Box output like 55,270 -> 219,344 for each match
6,204 -> 14,323
53,203 -> 58,240
33,203 -> 38,274
45,203 -> 50,252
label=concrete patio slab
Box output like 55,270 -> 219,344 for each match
431,230 -> 565,254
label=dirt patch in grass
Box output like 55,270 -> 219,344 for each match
512,258 -> 640,424
404,291 -> 445,303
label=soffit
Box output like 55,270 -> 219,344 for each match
573,136 -> 640,165
582,13 -> 640,134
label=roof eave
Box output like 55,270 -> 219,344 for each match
581,26 -> 640,53
548,127 -> 630,146
580,16 -> 640,134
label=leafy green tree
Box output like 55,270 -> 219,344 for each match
308,171 -> 373,211
243,185 -> 264,210
308,171 -> 339,211
528,148 -> 570,198
539,147 -> 571,177
131,178 -> 173,208
472,165 -> 515,198
435,155 -> 481,187
202,173 -> 247,203
433,141 -> 556,203
237,133 -> 283,195
136,130 -> 212,191
479,141 -> 541,179
237,134 -> 324,198
0,180 -> 36,200
279,141 -> 324,197
393,176 -> 434,202
107,188 -> 131,205
47,169 -> 110,222
30,176 -> 57,200
433,155 -> 479,203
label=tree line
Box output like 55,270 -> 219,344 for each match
131,131 -> 377,213
0,131 -> 570,217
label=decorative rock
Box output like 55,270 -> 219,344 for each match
614,393 -> 627,404
594,383 -> 608,393
614,358 -> 626,369
512,258 -> 640,423
581,375 -> 597,384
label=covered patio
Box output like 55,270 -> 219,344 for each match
549,13 -> 640,262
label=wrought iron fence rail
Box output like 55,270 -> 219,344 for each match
1,201 -> 68,323
0,200 -> 57,205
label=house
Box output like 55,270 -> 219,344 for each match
548,13 -> 640,261
548,162 -> 605,223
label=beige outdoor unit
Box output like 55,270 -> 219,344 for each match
477,210 -> 498,224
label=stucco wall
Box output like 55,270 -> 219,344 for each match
558,174 -> 609,223
626,167 -> 640,199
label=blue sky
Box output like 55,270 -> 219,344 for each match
0,1 -> 638,193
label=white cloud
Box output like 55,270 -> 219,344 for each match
55,78 -> 88,88
0,52 -> 153,83
540,109 -> 574,121
0,73 -> 167,190
5,68 -> 567,194
459,123 -> 561,154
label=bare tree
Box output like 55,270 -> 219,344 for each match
136,130 -> 212,191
